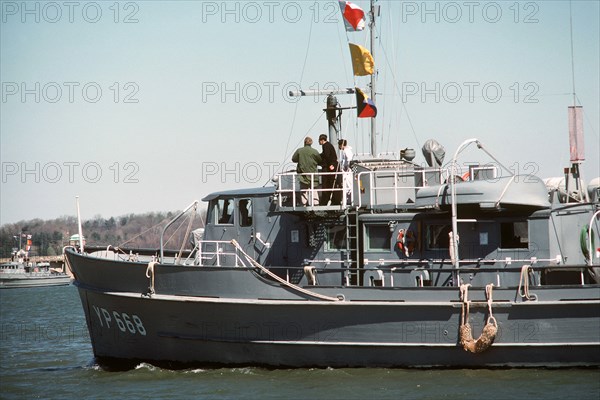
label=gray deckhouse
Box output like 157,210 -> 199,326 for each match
201,143 -> 600,290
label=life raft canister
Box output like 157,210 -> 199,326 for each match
580,224 -> 597,261
397,228 -> 416,257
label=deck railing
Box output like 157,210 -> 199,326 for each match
274,171 -> 351,211
195,240 -> 248,267
274,168 -> 443,210
356,169 -> 429,208
273,165 -> 504,211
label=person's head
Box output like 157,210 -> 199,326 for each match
338,139 -> 347,149
304,136 -> 313,146
319,134 -> 328,144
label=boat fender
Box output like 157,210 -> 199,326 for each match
459,320 -> 498,354
459,284 -> 498,354
396,229 -> 416,257
449,231 -> 459,266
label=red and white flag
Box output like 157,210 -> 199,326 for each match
339,1 -> 365,31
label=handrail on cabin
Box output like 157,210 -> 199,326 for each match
449,139 -> 515,279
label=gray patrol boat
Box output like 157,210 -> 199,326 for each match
1,249 -> 71,289
64,2 -> 599,368
64,106 -> 600,367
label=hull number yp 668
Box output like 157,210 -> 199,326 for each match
92,305 -> 146,336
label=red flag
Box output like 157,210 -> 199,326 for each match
339,1 -> 365,31
356,88 -> 377,118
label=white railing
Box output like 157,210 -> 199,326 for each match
355,168 -> 447,208
195,240 -> 248,267
356,170 -> 420,208
275,171 -> 352,210
275,166 -> 504,210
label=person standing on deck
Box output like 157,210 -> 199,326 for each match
292,137 -> 321,206
338,139 -> 353,171
338,139 -> 354,205
318,134 -> 340,205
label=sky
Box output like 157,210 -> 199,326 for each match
1,0 -> 599,224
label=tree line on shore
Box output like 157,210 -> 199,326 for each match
0,210 -> 206,259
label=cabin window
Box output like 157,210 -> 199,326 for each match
325,226 -> 346,251
501,221 -> 529,248
215,198 -> 234,224
365,225 -> 391,251
238,199 -> 253,227
426,224 -> 451,249
290,230 -> 300,243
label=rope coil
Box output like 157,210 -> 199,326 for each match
304,266 -> 317,285
459,283 -> 498,353
145,261 -> 157,295
518,265 -> 538,301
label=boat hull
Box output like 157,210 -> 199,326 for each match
76,284 -> 600,368
0,274 -> 71,289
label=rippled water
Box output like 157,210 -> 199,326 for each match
1,286 -> 599,399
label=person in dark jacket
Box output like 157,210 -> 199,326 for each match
292,136 -> 321,206
318,134 -> 341,205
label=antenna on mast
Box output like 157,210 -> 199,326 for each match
566,1 -> 589,203
369,0 -> 379,158
569,0 -> 577,108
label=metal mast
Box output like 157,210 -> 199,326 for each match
369,0 -> 377,157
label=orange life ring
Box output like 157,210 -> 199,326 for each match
397,229 -> 405,252
396,229 -> 416,257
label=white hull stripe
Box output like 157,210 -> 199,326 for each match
103,291 -> 600,307
247,340 -> 600,347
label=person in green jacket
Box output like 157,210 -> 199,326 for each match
292,136 -> 322,206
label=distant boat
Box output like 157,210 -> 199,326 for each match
65,1 -> 599,368
0,249 -> 71,289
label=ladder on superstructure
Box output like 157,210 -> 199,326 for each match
344,207 -> 360,285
